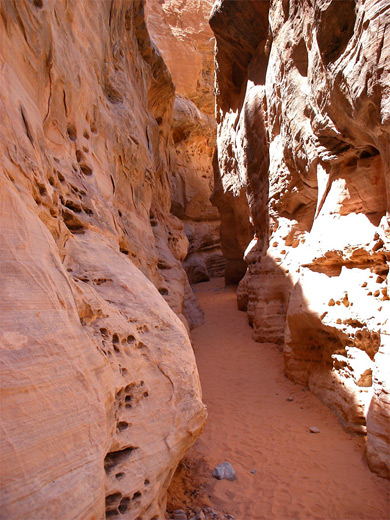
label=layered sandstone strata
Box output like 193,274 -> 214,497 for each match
0,1 -> 206,518
211,0 -> 390,478
146,0 -> 225,284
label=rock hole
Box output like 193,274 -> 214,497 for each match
82,204 -> 93,215
112,334 -> 119,344
158,288 -> 168,295
64,200 -> 82,213
359,147 -> 379,159
292,39 -> 308,76
317,0 -> 356,65
104,447 -> 138,472
33,0 -> 43,8
143,392 -> 149,398
117,421 -> 129,432
118,497 -> 130,514
282,0 -> 289,20
125,395 -> 132,402
104,83 -> 123,104
127,335 -> 136,344
62,210 -> 85,234
132,491 -> 142,501
80,164 -> 93,176
144,479 -> 150,486
83,130 -> 90,139
106,511 -> 120,518
113,345 -> 120,353
67,124 -> 77,141
106,493 -> 122,506
115,472 -> 125,480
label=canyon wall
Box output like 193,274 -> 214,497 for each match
146,0 -> 225,284
0,1 -> 206,518
211,0 -> 390,478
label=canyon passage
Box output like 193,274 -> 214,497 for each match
167,279 -> 390,519
0,0 -> 390,519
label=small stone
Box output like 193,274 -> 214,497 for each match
286,397 -> 294,401
212,462 -> 237,481
309,426 -> 320,433
174,509 -> 187,520
251,469 -> 257,474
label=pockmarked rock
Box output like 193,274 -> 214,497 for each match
0,1 -> 207,518
210,0 -> 390,478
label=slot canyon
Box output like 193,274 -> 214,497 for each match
0,0 -> 389,519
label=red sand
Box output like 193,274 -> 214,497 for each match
169,278 -> 390,520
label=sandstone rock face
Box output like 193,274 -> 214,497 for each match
211,0 -> 390,478
147,0 -> 225,285
0,1 -> 206,518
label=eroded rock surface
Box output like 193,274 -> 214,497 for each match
147,0 -> 225,285
211,0 -> 390,477
0,1 -> 206,518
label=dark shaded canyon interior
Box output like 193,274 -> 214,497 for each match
0,0 -> 389,519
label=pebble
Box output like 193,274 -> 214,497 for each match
173,509 -> 187,520
286,397 -> 294,401
251,469 -> 257,474
310,426 -> 320,433
212,462 -> 237,481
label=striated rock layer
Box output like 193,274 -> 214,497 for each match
146,0 -> 225,285
211,0 -> 390,478
0,1 -> 206,518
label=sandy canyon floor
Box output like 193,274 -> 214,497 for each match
167,278 -> 389,520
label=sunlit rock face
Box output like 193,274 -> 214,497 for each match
0,1 -> 206,518
146,0 -> 225,285
211,0 -> 390,477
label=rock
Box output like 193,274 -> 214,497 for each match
251,469 -> 257,474
174,509 -> 188,520
212,462 -> 237,481
0,1 -> 207,518
210,0 -> 390,478
286,397 -> 294,402
146,0 -> 225,285
310,427 -> 321,434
